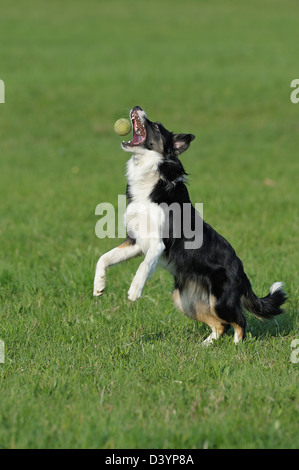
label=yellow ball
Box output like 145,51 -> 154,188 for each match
114,118 -> 131,136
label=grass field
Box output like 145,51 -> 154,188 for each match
0,0 -> 298,449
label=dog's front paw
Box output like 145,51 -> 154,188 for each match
93,277 -> 106,297
128,283 -> 142,302
93,287 -> 105,297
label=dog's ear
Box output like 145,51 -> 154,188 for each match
173,133 -> 195,156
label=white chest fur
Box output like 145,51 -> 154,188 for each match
125,152 -> 165,254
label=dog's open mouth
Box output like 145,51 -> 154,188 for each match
122,109 -> 146,147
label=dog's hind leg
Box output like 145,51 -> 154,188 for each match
231,314 -> 246,344
202,322 -> 230,346
213,292 -> 246,344
93,238 -> 142,296
201,295 -> 231,345
172,287 -> 230,346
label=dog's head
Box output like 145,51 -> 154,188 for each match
121,106 -> 195,159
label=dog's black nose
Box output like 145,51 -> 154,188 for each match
132,105 -> 143,112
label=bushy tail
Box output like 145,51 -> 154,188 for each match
242,280 -> 287,320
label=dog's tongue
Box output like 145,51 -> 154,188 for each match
131,133 -> 144,145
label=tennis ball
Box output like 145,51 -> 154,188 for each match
114,118 -> 131,136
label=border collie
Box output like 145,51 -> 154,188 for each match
94,106 -> 287,345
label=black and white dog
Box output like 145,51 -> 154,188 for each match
94,106 -> 286,345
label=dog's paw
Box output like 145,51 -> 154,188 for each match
93,277 -> 106,297
128,283 -> 142,302
201,336 -> 214,347
93,287 -> 105,297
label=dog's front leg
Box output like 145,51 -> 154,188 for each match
93,238 -> 142,297
128,240 -> 165,301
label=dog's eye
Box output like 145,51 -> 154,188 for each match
153,123 -> 160,131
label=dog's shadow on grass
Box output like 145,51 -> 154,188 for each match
212,306 -> 297,343
246,308 -> 297,339
152,305 -> 298,345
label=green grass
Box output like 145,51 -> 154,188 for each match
0,0 -> 298,449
